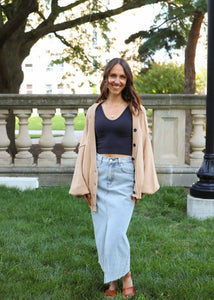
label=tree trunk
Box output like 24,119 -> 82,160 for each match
185,11 -> 205,93
0,34 -> 30,158
184,11 -> 205,164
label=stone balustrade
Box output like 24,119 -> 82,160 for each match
0,94 -> 206,187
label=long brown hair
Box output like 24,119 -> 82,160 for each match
95,58 -> 141,114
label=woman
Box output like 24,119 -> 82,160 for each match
69,58 -> 159,297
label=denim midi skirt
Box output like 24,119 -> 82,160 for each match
91,153 -> 135,283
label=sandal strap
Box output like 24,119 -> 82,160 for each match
122,286 -> 135,297
104,289 -> 117,296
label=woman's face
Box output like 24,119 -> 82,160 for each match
107,63 -> 127,96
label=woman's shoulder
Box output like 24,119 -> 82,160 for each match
135,104 -> 146,118
140,104 -> 146,114
86,103 -> 100,116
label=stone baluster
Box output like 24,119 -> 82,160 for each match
61,108 -> 78,167
14,109 -> 33,166
0,109 -> 12,166
37,109 -> 56,167
190,109 -> 206,166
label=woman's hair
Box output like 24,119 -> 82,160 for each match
95,58 -> 141,114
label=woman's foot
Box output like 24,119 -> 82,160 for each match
122,272 -> 135,297
122,272 -> 133,289
104,280 -> 117,297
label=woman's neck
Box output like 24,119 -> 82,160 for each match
106,94 -> 124,105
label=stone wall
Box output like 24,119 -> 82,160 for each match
0,94 -> 206,187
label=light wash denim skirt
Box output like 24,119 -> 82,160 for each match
91,153 -> 135,283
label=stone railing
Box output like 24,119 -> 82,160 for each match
0,94 -> 206,187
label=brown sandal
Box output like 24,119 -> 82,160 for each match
104,289 -> 117,297
121,286 -> 135,297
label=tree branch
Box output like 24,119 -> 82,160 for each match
0,0 -> 38,45
151,16 -> 178,32
54,32 -> 72,48
125,15 -> 179,44
40,0 -> 89,30
36,10 -> 46,22
59,0 -> 89,13
26,0 -> 158,42
54,32 -> 92,65
0,5 -> 4,28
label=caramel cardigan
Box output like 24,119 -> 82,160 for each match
69,103 -> 159,211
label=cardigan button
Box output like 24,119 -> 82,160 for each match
133,143 -> 136,147
133,128 -> 137,132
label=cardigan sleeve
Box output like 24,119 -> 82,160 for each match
69,112 -> 90,197
141,107 -> 159,194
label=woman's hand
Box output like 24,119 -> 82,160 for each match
131,196 -> 140,206
135,198 -> 140,206
83,193 -> 92,207
135,194 -> 144,206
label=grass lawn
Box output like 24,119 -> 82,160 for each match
0,186 -> 213,299
15,113 -> 86,131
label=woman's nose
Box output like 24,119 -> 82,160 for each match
114,76 -> 120,83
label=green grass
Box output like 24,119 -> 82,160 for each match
0,186 -> 213,299
15,135 -> 63,139
15,113 -> 86,131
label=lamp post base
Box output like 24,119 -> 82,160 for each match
190,154 -> 214,199
187,194 -> 214,219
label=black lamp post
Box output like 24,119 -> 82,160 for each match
190,0 -> 214,198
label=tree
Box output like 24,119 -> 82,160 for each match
0,0 -> 159,157
125,0 -> 207,94
0,0 -> 154,94
134,62 -> 185,94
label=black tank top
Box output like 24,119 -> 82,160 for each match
95,104 -> 132,155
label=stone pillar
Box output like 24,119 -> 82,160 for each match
61,109 -> 78,167
14,109 -> 34,166
190,109 -> 206,167
153,109 -> 186,166
0,109 -> 12,166
37,109 -> 56,167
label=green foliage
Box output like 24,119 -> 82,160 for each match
134,62 -> 185,94
51,115 -> 65,130
138,28 -> 186,62
49,1 -> 114,76
0,185 -> 214,299
194,0 -> 208,12
196,66 -> 207,94
125,0 -> 207,65
15,113 -> 85,131
74,112 -> 85,130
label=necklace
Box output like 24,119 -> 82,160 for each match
108,102 -> 125,119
